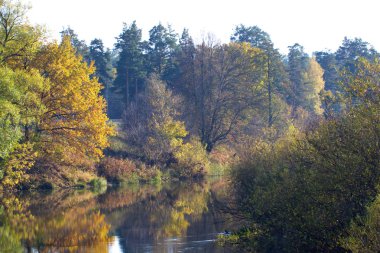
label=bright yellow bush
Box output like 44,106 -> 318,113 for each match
173,138 -> 210,178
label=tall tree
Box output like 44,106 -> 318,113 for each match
88,38 -> 114,103
60,27 -> 89,59
31,37 -> 114,167
0,0 -> 44,68
336,37 -> 379,72
231,25 -> 288,127
315,51 -> 343,118
176,28 -> 196,85
288,44 -> 325,116
301,57 -> 325,115
315,38 -> 379,117
172,29 -> 196,118
187,41 -> 266,151
287,44 -> 309,111
113,21 -> 145,114
0,68 -> 46,159
339,58 -> 380,107
147,23 -> 178,83
315,51 -> 339,92
231,25 -> 272,48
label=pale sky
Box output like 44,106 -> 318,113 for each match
24,0 -> 380,55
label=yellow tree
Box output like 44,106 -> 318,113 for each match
301,57 -> 325,115
31,37 -> 114,167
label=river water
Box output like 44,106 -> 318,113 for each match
0,177 -> 238,253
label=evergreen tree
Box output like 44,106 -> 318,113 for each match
60,27 -> 89,59
172,29 -> 196,107
113,21 -> 146,113
287,43 -> 309,111
147,23 -> 178,84
88,38 -> 114,100
231,25 -> 272,49
315,38 -> 379,117
336,37 -> 379,72
315,51 -> 339,92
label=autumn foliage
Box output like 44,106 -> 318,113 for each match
31,37 -> 114,167
0,1 -> 114,189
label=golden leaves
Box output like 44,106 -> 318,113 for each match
31,37 -> 115,167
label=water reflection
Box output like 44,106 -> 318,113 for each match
0,178 -> 234,253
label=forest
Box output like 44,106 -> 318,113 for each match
0,0 -> 380,252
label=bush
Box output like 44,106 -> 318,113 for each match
208,145 -> 236,176
134,162 -> 162,184
340,195 -> 380,252
172,138 -> 210,179
231,105 -> 380,252
97,157 -> 164,184
97,157 -> 136,183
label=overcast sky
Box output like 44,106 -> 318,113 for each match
24,0 -> 380,55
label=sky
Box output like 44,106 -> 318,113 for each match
24,0 -> 380,55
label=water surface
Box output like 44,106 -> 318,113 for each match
0,178 -> 237,253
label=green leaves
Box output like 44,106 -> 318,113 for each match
0,67 -> 46,159
232,103 -> 380,252
340,58 -> 380,107
0,0 -> 44,67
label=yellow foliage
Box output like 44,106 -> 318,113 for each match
161,183 -> 209,237
173,137 -> 210,178
36,209 -> 111,249
1,143 -> 37,188
31,37 -> 115,167
301,57 -> 325,115
161,118 -> 188,149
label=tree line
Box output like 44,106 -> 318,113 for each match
73,21 -> 379,161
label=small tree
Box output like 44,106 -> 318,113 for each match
124,74 -> 186,163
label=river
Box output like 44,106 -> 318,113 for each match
0,177 -> 238,253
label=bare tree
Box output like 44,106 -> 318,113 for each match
182,40 -> 267,152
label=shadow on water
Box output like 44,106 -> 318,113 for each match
0,177 -> 238,253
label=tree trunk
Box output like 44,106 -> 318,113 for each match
267,52 -> 273,127
125,69 -> 129,111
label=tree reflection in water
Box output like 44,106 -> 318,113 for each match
0,178 -> 233,253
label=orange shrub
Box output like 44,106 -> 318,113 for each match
97,157 -> 136,183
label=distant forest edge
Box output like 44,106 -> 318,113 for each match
85,23 -> 379,121
0,0 -> 378,193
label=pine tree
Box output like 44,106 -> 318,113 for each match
88,38 -> 114,102
113,21 -> 145,113
147,23 -> 178,83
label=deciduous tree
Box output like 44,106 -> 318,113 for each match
188,41 -> 266,151
31,37 -> 114,167
0,0 -> 44,68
